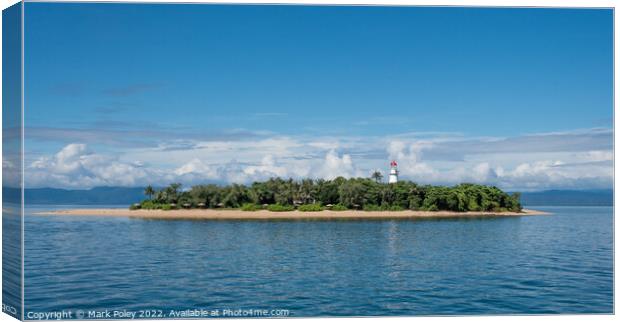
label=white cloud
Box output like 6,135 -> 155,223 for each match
23,127 -> 613,191
174,158 -> 215,177
24,144 -> 362,188
313,150 -> 357,179
386,140 -> 439,181
381,137 -> 612,190
471,162 -> 498,182
226,155 -> 301,184
26,143 -> 154,188
572,150 -> 613,163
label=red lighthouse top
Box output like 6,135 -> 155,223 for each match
390,160 -> 398,167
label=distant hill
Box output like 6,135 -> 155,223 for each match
516,189 -> 613,206
4,187 -> 147,205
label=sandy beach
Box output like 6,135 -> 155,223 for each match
35,208 -> 549,220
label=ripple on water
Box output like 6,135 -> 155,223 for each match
23,206 -> 613,316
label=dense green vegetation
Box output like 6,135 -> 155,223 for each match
131,177 -> 522,212
298,204 -> 325,212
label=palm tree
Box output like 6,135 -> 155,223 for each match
144,185 -> 155,200
299,178 -> 316,204
162,183 -> 182,203
169,183 -> 182,194
371,170 -> 383,183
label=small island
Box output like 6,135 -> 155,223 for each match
39,177 -> 548,219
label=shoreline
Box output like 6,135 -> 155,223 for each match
34,208 -> 549,220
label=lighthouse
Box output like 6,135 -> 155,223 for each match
388,160 -> 399,184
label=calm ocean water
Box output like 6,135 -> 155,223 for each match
22,206 -> 612,317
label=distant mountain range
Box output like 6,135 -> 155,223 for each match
2,186 -> 614,206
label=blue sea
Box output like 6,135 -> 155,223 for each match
16,206 -> 613,317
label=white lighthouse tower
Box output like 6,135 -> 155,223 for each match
388,160 -> 399,184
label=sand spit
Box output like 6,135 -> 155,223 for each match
35,208 -> 549,220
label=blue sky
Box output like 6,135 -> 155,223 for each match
19,3 -> 613,190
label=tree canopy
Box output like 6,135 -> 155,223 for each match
135,177 -> 522,212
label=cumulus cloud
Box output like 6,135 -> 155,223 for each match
383,138 -> 612,190
174,158 -> 215,177
313,150 -> 357,179
24,144 -> 362,188
241,155 -> 291,178
23,127 -> 613,191
224,155 -> 301,184
471,162 -> 499,182
387,140 -> 439,182
26,143 -> 156,188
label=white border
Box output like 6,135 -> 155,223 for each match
0,1 -> 616,322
